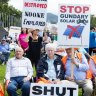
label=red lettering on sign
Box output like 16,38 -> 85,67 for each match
67,6 -> 74,13
75,6 -> 82,13
24,2 -> 47,8
83,7 -> 89,13
60,5 -> 89,13
24,2 -> 29,7
60,6 -> 66,13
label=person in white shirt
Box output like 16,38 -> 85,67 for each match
5,47 -> 33,96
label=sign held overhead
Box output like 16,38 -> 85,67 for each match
22,0 -> 47,30
58,4 -> 90,48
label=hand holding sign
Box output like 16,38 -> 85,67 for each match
71,58 -> 79,67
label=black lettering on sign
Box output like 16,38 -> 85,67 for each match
25,11 -> 45,18
23,19 -> 45,26
32,86 -> 42,95
67,87 -> 76,96
56,87 -> 66,95
44,86 -> 54,95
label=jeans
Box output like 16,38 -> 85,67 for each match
7,76 -> 31,96
2,52 -> 10,62
0,54 -> 5,63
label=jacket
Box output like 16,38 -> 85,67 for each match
37,54 -> 65,80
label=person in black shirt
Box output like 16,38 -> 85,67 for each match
27,29 -> 42,70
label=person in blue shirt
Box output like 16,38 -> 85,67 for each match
61,48 -> 93,96
0,38 -> 10,65
89,27 -> 96,55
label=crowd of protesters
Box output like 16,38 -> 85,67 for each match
0,27 -> 96,96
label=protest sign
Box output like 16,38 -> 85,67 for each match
30,83 -> 78,96
58,4 -> 90,48
22,0 -> 47,30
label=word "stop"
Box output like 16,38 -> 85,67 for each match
60,5 -> 89,13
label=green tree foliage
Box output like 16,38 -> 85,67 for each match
0,1 -> 22,27
0,3 -> 21,17
91,15 -> 96,27
0,0 -> 9,4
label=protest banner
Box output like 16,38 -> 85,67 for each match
58,4 -> 90,48
22,0 -> 47,30
58,4 -> 90,79
30,83 -> 78,96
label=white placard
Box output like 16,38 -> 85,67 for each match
30,83 -> 78,96
22,0 -> 47,30
58,4 -> 90,48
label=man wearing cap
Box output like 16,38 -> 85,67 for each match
61,48 -> 93,96
37,43 -> 64,84
0,38 -> 10,65
5,47 -> 33,96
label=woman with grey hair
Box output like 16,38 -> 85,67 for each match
37,43 -> 65,83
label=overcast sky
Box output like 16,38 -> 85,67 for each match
9,0 -> 96,15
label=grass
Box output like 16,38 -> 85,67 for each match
0,51 -> 14,96
0,51 -> 83,96
0,65 -> 6,83
0,51 -> 14,83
